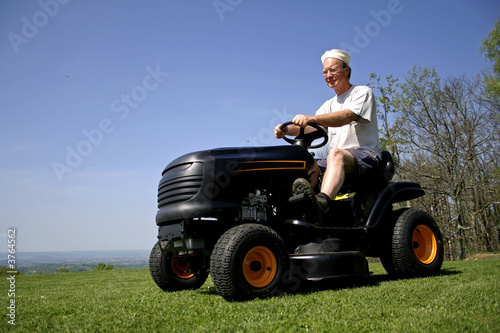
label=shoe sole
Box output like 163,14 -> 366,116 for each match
292,178 -> 316,200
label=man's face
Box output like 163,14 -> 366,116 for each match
322,58 -> 349,89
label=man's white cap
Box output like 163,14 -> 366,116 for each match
321,49 -> 350,65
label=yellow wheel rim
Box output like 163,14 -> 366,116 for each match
242,246 -> 277,288
171,256 -> 195,279
412,224 -> 438,264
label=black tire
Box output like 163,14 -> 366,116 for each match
149,241 -> 208,291
210,224 -> 289,301
381,208 -> 444,278
379,209 -> 406,276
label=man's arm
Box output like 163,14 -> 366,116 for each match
274,109 -> 364,139
292,110 -> 362,128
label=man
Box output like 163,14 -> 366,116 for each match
274,49 -> 382,225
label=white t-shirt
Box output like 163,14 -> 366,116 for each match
315,85 -> 382,157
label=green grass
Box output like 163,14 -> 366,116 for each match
2,258 -> 499,332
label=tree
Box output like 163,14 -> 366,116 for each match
371,67 -> 500,260
480,17 -> 500,101
93,262 -> 114,271
368,73 -> 403,168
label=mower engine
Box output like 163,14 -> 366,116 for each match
240,189 -> 268,222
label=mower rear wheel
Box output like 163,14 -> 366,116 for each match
381,208 -> 443,278
149,241 -> 208,291
210,224 -> 289,301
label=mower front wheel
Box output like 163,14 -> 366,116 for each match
210,224 -> 289,301
149,241 -> 208,291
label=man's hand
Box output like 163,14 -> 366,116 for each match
274,124 -> 288,139
275,115 -> 315,139
292,114 -> 312,128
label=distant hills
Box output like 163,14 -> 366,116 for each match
0,249 -> 150,268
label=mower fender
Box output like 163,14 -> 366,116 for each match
365,182 -> 424,229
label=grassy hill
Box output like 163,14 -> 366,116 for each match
2,258 -> 499,332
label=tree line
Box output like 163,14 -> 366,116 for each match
368,19 -> 500,260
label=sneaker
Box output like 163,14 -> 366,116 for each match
292,178 -> 330,225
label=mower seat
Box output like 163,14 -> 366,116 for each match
378,150 -> 395,182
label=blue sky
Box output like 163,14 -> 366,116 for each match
1,0 -> 498,253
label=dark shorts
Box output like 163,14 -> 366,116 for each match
316,149 -> 382,176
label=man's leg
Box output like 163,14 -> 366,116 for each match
292,148 -> 380,225
320,148 -> 357,198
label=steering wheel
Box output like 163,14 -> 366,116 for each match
279,120 -> 328,149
